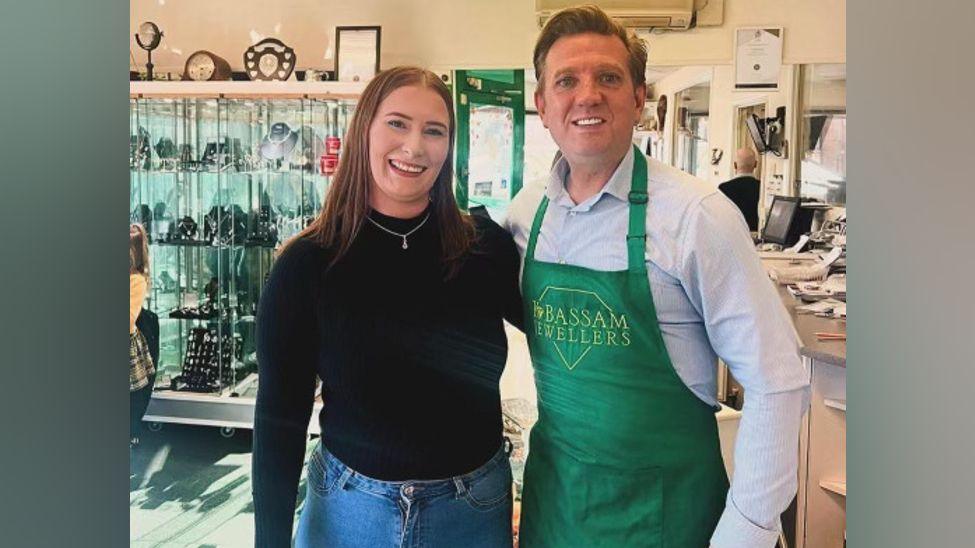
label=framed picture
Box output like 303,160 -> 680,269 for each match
336,26 -> 381,82
734,27 -> 783,90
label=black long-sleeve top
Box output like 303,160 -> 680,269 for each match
252,208 -> 523,547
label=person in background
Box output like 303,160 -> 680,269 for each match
129,223 -> 155,447
718,147 -> 762,232
656,93 -> 668,134
252,66 -> 522,548
505,6 -> 809,547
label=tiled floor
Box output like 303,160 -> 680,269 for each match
129,424 -> 314,548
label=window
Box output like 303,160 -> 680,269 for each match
799,64 -> 846,205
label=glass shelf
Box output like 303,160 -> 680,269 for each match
132,168 -> 334,176
132,94 -> 355,394
152,241 -> 277,249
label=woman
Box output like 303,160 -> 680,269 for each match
253,66 -> 523,548
129,223 -> 156,446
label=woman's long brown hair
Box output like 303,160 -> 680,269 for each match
286,66 -> 474,277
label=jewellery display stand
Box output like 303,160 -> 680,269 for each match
131,81 -> 362,434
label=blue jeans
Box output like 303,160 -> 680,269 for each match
295,443 -> 513,548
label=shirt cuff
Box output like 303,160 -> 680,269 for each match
709,499 -> 781,548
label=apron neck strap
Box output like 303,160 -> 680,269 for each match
525,195 -> 549,262
525,145 -> 649,272
626,146 -> 649,274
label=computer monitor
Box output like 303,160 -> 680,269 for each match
762,195 -> 800,245
746,113 -> 768,153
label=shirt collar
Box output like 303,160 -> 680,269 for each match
545,146 -> 636,209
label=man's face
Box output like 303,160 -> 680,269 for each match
535,32 -> 646,166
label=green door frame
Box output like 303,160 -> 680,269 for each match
454,69 -> 525,211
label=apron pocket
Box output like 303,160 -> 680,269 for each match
573,463 -> 663,546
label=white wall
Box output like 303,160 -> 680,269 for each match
645,0 -> 846,65
131,0 -> 539,75
132,0 -> 845,74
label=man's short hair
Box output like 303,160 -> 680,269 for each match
533,4 -> 648,91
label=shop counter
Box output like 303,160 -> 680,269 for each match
762,257 -> 847,548
774,282 -> 846,367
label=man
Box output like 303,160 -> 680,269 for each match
504,6 -> 809,547
719,148 -> 761,231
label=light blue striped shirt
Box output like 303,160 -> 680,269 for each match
504,147 -> 810,548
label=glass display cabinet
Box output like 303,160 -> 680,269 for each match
130,81 -> 361,433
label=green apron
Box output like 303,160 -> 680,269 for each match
519,147 -> 728,547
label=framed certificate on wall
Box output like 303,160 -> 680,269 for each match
336,26 -> 381,82
734,27 -> 783,90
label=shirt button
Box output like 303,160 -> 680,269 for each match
559,259 -> 566,265
569,211 -> 577,216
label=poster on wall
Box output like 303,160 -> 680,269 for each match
734,28 -> 783,90
467,105 -> 514,219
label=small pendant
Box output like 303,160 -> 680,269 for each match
402,237 -> 409,250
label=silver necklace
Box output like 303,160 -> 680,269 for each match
367,212 -> 431,250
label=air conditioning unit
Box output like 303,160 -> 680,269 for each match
536,0 -> 695,30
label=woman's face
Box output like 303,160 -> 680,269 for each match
367,85 -> 451,217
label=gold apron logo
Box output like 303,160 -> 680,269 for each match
532,286 -> 631,370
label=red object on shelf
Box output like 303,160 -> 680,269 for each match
320,154 -> 339,175
325,136 -> 341,156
